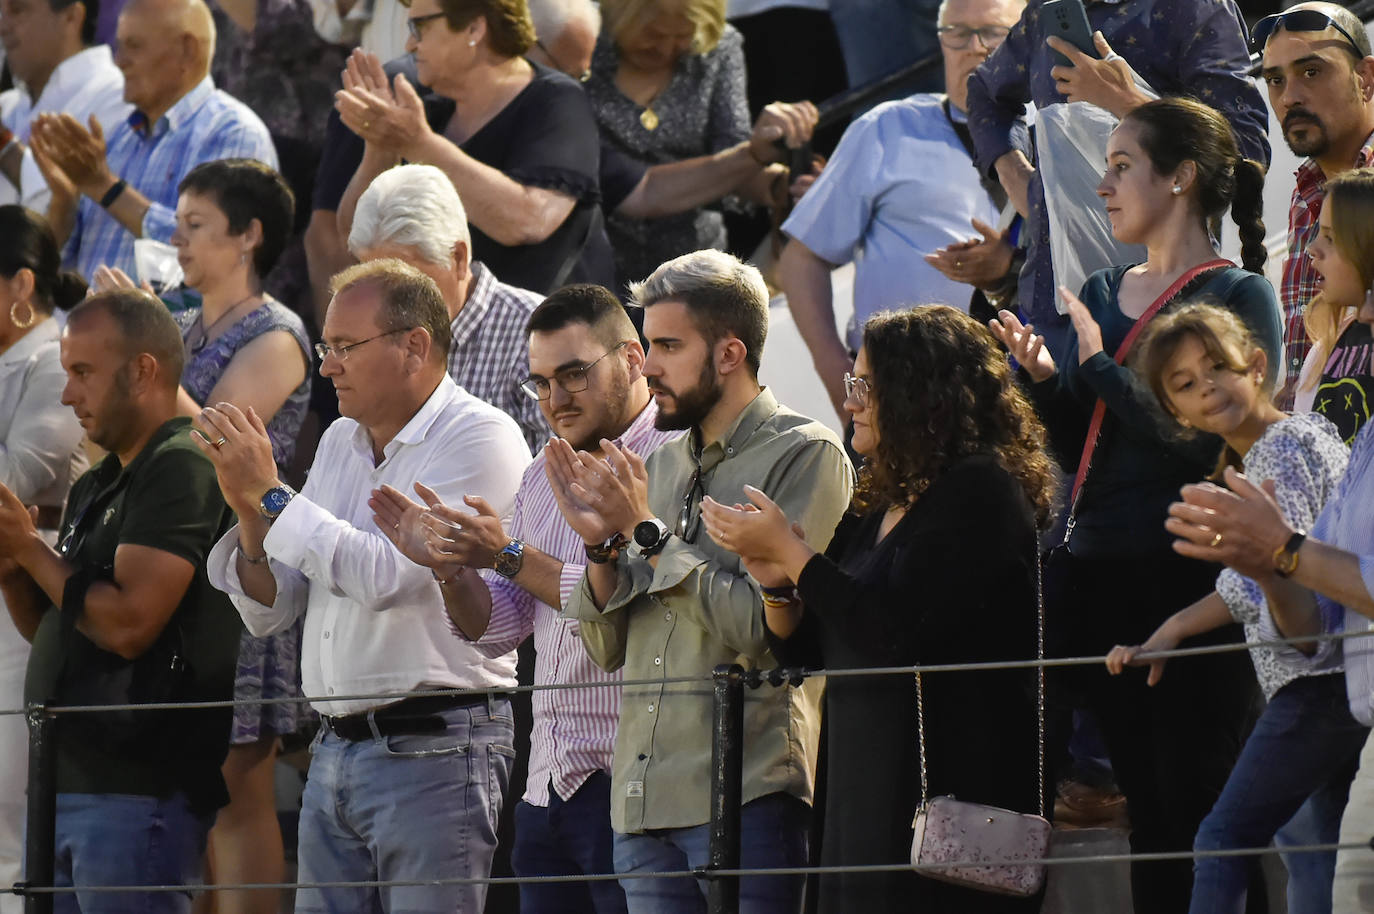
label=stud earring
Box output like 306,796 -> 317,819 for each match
1171,185 -> 1183,195
468,39 -> 476,46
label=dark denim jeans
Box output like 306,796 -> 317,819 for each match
512,772 -> 627,914
1190,673 -> 1368,914
53,792 -> 211,914
612,792 -> 809,914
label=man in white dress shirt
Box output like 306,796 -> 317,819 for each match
199,258 -> 532,914
0,0 -> 129,211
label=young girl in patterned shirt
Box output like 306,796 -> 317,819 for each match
1107,302 -> 1367,914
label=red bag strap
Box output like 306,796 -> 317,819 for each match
1067,259 -> 1233,505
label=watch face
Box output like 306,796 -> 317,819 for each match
494,541 -> 524,577
634,520 -> 664,548
261,487 -> 293,517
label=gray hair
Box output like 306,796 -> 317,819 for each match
629,249 -> 770,376
527,0 -> 600,40
348,164 -> 472,269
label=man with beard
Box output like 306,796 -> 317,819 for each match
369,283 -> 680,914
543,249 -> 853,914
1257,3 -> 1374,408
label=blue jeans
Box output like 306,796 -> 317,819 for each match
1190,673 -> 1368,914
53,792 -> 211,914
512,772 -> 627,914
294,697 -> 515,914
612,792 -> 809,914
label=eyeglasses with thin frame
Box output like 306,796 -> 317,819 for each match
843,372 -> 872,406
936,24 -> 1011,51
314,327 -> 414,363
407,11 -> 445,41
676,465 -> 704,542
1250,9 -> 1366,58
520,340 -> 629,401
536,40 -> 591,82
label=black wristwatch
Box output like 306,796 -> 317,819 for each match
259,484 -> 297,521
631,519 -> 671,558
585,533 -> 628,565
493,539 -> 525,578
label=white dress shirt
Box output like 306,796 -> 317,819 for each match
207,375 -> 533,716
0,46 -> 130,212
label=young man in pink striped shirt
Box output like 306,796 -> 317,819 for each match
373,284 -> 678,914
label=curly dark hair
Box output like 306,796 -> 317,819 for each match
854,307 -> 1056,527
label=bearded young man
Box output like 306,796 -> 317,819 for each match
371,283 -> 679,914
543,249 -> 853,914
1257,2 -> 1374,406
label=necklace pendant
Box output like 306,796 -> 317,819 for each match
640,107 -> 659,131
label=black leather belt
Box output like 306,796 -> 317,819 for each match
322,692 -> 490,741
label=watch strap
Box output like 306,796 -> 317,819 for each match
1273,531 -> 1307,578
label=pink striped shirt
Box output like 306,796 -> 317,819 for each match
476,401 -> 681,805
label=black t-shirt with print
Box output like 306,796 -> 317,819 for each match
1313,320 -> 1374,445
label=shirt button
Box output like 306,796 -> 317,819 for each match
726,446 -> 735,455
664,611 -> 672,621
327,687 -> 335,695
654,656 -> 662,666
647,703 -> 655,713
323,631 -> 331,639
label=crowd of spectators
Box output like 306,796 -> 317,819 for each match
8,0 -> 1374,914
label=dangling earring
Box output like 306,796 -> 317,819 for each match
239,250 -> 248,266
10,299 -> 36,330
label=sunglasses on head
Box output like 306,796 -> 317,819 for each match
1251,9 -> 1366,58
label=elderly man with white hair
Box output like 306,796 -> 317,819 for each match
349,163 -> 548,453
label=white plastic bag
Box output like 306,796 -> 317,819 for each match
133,239 -> 184,294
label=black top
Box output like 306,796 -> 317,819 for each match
312,56 -> 615,294
771,456 -> 1041,914
1031,264 -> 1284,559
24,418 -> 242,814
1311,318 -> 1374,446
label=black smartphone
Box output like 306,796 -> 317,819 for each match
1043,0 -> 1096,67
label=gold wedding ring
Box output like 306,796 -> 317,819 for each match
214,436 -> 227,448
1209,532 -> 1224,547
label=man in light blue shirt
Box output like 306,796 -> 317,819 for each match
778,0 -> 1024,423
27,0 -> 275,283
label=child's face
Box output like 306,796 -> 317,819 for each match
1160,334 -> 1265,437
1310,204 -> 1366,311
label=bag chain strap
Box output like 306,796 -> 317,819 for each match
915,531 -> 1046,817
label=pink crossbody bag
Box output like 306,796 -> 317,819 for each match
909,537 -> 1051,897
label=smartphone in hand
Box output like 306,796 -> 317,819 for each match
1043,0 -> 1096,67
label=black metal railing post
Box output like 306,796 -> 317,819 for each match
707,663 -> 745,914
23,703 -> 56,914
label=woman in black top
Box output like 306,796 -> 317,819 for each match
701,306 -> 1056,914
331,0 -> 613,294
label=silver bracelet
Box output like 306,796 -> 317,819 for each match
238,542 -> 270,565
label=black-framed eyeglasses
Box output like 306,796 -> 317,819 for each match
536,40 -> 591,82
936,24 -> 1011,50
407,11 -> 446,41
676,465 -> 705,542
843,372 -> 872,406
520,341 -> 628,401
314,327 -> 414,362
1251,9 -> 1366,58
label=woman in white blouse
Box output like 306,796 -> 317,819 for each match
0,205 -> 88,914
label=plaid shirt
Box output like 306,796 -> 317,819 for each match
447,261 -> 548,454
1281,132 -> 1374,406
64,77 -> 276,282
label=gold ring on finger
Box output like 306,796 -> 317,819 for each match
214,436 -> 227,448
1209,532 -> 1223,547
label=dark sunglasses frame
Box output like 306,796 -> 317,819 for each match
1251,9 -> 1366,58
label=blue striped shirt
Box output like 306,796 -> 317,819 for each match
64,76 -> 277,281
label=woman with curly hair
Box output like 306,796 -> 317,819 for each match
701,305 -> 1056,913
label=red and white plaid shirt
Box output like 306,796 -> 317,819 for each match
1280,131 -> 1374,407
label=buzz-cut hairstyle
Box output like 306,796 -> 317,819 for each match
329,258 -> 454,363
628,249 -> 769,376
348,164 -> 472,269
527,0 -> 600,41
526,283 -> 637,350
67,288 -> 186,391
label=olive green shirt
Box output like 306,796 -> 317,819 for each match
565,388 -> 853,833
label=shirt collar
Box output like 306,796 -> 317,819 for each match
129,75 -> 214,137
366,374 -> 459,460
21,45 -> 117,108
692,387 -> 778,472
450,260 -> 495,348
1295,128 -> 1374,188
0,316 -> 61,372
